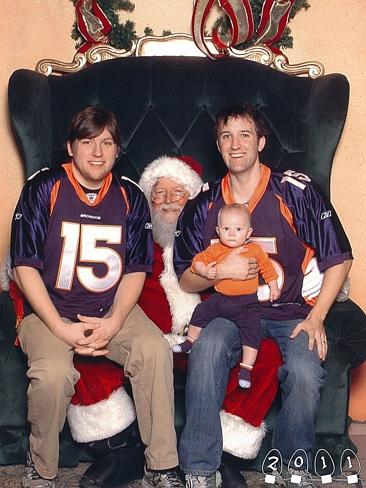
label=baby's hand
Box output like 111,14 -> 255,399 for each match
269,282 -> 281,302
205,261 -> 217,280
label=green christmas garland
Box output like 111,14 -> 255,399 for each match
71,0 -> 309,52
70,0 -> 170,51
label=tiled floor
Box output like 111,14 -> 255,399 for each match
349,421 -> 366,484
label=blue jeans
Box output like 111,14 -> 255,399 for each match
179,318 -> 326,475
179,318 -> 242,475
262,319 -> 326,469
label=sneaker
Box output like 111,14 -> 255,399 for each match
22,451 -> 56,488
142,467 -> 184,488
287,468 -> 315,488
186,471 -> 222,488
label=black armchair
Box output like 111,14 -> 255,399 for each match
2,42 -> 366,472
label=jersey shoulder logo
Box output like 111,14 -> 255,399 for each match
281,170 -> 311,191
321,210 -> 332,220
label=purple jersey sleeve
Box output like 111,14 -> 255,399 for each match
10,168 -> 61,270
121,177 -> 153,274
274,171 -> 353,271
174,183 -> 219,278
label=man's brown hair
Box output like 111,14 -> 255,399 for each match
214,103 -> 268,140
67,106 -> 121,147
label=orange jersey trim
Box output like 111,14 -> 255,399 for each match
62,162 -> 112,206
275,194 -> 297,234
221,164 -> 271,213
50,181 -> 61,215
301,246 -> 317,306
120,186 -> 130,215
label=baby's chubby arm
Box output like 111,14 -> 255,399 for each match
193,260 -> 217,280
268,279 -> 280,302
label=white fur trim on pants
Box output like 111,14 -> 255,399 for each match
221,410 -> 267,459
67,387 -> 136,443
160,244 -> 201,335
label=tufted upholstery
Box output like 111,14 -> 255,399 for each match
2,55 -> 365,472
9,56 -> 349,196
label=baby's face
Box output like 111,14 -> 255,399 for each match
216,210 -> 252,248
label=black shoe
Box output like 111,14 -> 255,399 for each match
79,441 -> 145,487
219,461 -> 247,488
86,419 -> 141,457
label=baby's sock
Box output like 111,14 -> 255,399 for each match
239,363 -> 253,388
172,336 -> 195,353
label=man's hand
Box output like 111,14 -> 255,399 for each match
74,272 -> 146,355
290,316 -> 328,361
216,246 -> 258,281
289,260 -> 352,362
53,320 -> 105,355
73,314 -> 122,356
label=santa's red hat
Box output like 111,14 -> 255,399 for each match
138,154 -> 203,202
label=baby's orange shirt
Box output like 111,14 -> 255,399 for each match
191,241 -> 278,296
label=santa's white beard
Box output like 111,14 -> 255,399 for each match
151,203 -> 182,248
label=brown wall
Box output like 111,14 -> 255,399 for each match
1,0 -> 365,419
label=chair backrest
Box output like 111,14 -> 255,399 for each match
8,55 -> 349,197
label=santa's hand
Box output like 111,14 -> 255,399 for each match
217,246 -> 258,281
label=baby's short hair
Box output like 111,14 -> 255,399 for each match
217,203 -> 251,225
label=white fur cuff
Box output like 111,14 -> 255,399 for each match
67,387 -> 136,443
221,410 -> 267,459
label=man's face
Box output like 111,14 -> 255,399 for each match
67,128 -> 118,189
216,115 -> 265,176
151,177 -> 189,224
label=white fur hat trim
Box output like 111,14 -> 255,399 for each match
139,155 -> 203,201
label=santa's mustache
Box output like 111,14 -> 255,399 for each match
158,202 -> 182,212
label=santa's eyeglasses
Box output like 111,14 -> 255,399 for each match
151,189 -> 188,203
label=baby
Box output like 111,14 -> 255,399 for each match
173,203 -> 280,388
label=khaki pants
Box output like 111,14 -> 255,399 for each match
17,305 -> 178,479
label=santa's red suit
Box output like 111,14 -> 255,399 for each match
68,155 -> 282,460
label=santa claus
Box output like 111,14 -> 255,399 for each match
67,154 -> 282,488
137,155 -> 282,457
